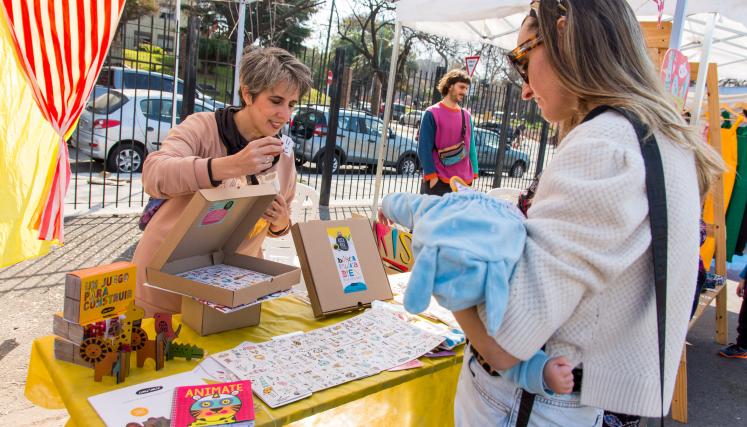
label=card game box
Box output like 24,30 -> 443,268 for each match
291,218 -> 392,318
146,185 -> 301,335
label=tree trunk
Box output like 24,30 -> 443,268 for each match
370,75 -> 383,119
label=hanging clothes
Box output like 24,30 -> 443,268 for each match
726,125 -> 747,261
700,115 -> 743,267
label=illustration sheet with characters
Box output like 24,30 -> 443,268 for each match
176,264 -> 272,291
210,308 -> 445,408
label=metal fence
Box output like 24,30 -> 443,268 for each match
66,15 -> 554,212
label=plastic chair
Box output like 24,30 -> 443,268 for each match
291,182 -> 320,223
485,187 -> 523,204
263,183 -> 319,259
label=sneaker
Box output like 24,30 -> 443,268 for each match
718,343 -> 747,359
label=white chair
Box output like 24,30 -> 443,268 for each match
263,183 -> 319,262
290,182 -> 320,223
486,187 -> 523,204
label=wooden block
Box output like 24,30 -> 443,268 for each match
63,297 -> 80,323
64,274 -> 82,300
53,337 -> 92,368
53,313 -> 86,344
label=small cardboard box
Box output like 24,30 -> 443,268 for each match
181,296 -> 261,336
291,218 -> 392,318
146,184 -> 301,311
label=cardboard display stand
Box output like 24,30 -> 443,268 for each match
292,218 -> 393,318
147,185 -> 301,335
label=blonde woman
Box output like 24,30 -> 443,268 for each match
131,47 -> 311,316
452,0 -> 723,425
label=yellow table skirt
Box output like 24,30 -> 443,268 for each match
25,297 -> 463,426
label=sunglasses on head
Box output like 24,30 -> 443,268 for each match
507,0 -> 566,84
506,35 -> 543,84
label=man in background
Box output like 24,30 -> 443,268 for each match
417,69 -> 478,195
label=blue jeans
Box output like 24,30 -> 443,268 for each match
454,346 -> 603,427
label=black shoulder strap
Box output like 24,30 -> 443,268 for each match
584,105 -> 668,423
461,108 -> 466,139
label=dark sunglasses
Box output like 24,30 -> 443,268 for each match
506,35 -> 544,84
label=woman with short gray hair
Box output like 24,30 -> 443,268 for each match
131,47 -> 311,316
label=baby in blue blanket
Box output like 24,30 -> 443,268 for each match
380,191 -> 573,396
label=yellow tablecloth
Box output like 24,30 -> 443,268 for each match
25,297 -> 462,426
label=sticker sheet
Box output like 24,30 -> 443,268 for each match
193,289 -> 292,314
210,309 -> 444,408
326,226 -> 367,294
177,264 -> 272,291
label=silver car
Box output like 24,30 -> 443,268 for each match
399,110 -> 424,127
289,106 -> 420,174
71,89 -> 216,173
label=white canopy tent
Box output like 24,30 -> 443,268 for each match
370,0 -> 747,214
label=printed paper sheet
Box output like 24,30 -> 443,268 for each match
210,309 -> 444,408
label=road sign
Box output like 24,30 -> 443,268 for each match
465,56 -> 480,78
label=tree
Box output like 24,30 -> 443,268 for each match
207,0 -> 321,54
334,0 -> 425,111
122,0 -> 159,22
110,0 -> 159,62
418,34 -> 461,69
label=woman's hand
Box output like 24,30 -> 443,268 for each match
264,195 -> 290,232
212,137 -> 283,180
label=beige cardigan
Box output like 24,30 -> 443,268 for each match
131,112 -> 296,316
479,110 -> 701,416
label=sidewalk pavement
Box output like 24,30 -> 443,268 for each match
0,212 -> 745,426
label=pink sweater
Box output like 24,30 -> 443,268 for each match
131,112 -> 296,316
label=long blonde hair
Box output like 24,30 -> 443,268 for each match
529,0 -> 723,197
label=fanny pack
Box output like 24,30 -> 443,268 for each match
435,109 -> 467,166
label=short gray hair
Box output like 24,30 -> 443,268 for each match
238,47 -> 312,107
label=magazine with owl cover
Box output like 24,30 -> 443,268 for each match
171,380 -> 255,427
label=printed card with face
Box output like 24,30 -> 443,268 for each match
281,135 -> 294,157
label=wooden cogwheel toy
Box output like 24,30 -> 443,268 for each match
130,326 -> 148,352
79,337 -> 111,364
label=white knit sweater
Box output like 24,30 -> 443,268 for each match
479,110 -> 700,416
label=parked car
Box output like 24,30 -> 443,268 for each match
399,110 -> 424,127
472,128 -> 530,178
71,89 -> 217,173
93,66 -> 226,110
288,105 -> 420,174
379,102 -> 410,121
476,121 -> 513,135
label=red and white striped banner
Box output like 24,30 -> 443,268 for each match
1,0 -> 125,241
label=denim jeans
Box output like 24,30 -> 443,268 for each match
454,346 -> 604,427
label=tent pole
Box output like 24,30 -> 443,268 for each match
233,0 -> 247,107
170,0 -> 182,127
669,0 -> 687,49
370,21 -> 401,220
692,13 -> 717,128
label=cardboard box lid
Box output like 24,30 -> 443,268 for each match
149,185 -> 276,269
292,219 -> 392,316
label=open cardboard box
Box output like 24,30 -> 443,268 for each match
181,296 -> 261,336
291,218 -> 392,318
146,185 -> 300,334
